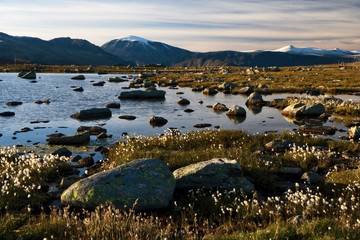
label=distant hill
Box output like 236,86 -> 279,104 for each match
173,50 -> 359,67
0,32 -> 129,65
101,35 -> 194,66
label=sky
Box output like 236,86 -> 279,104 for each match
0,0 -> 359,52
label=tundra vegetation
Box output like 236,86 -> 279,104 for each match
1,62 -> 360,239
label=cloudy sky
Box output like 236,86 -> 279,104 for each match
0,0 -> 359,52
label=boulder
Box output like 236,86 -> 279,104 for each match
173,158 -> 254,193
0,111 -> 15,117
108,77 -> 127,82
21,71 -> 36,79
149,116 -> 168,127
18,70 -> 27,78
238,86 -> 254,95
71,108 -> 112,120
212,102 -> 228,111
47,131 -> 90,145
348,126 -> 360,139
106,103 -> 120,109
282,103 -> 325,118
77,126 -> 107,135
265,140 -> 302,152
226,105 -> 246,116
219,82 -> 238,90
51,147 -> 72,157
61,159 -> 175,211
77,156 -> 94,168
119,87 -> 166,99
299,125 -> 336,135
177,98 -> 190,105
301,171 -> 324,185
245,92 -> 266,106
203,88 -> 218,95
143,81 -> 155,88
71,75 -> 85,80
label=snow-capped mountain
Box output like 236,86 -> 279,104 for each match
273,45 -> 360,57
101,35 -> 194,66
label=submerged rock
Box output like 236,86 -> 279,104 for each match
173,158 -> 254,193
77,126 -> 107,135
47,131 -> 90,145
71,108 -> 112,120
61,159 -> 175,211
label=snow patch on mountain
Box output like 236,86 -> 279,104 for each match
117,35 -> 151,45
274,45 -> 358,57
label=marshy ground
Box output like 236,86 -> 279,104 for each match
1,63 -> 360,239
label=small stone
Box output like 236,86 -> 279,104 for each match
52,147 -> 72,158
78,156 -> 94,168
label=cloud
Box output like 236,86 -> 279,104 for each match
0,0 -> 359,51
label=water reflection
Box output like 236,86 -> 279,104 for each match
282,115 -> 327,126
247,105 -> 263,115
227,115 -> 246,124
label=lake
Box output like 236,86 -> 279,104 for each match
0,73 -> 356,147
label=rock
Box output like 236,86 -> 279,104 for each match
177,98 -> 190,105
218,82 -> 238,90
348,126 -> 360,139
119,87 -> 166,99
47,131 -> 90,145
61,159 -> 175,211
97,132 -> 109,139
278,167 -> 303,178
299,125 -> 336,135
287,215 -> 305,226
77,156 -> 94,168
265,140 -> 302,152
149,116 -> 168,127
71,75 -> 85,80
176,92 -> 184,95
6,101 -> 22,106
184,109 -> 194,113
192,87 -> 204,92
143,81 -> 155,88
60,175 -> 79,189
18,70 -> 27,78
173,158 -> 254,193
0,111 -> 15,117
70,155 -> 82,162
193,123 -> 212,128
106,103 -> 120,109
212,102 -> 229,111
301,171 -> 324,185
226,105 -> 246,116
306,89 -> 321,96
238,86 -> 254,95
245,92 -> 266,106
73,87 -> 84,92
21,71 -> 36,79
93,81 -> 105,86
108,77 -> 127,82
282,103 -> 325,118
71,108 -> 112,120
77,126 -> 107,135
203,88 -> 218,95
47,133 -> 65,138
52,147 -> 72,157
119,115 -> 136,120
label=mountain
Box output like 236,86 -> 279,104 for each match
101,35 -> 194,66
174,50 -> 359,67
273,45 -> 360,57
0,32 -> 129,65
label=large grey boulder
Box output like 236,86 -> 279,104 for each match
226,105 -> 246,116
61,159 -> 175,211
47,131 -> 90,145
173,158 -> 254,193
282,103 -> 325,118
119,87 -> 166,99
71,108 -> 112,120
245,92 -> 266,106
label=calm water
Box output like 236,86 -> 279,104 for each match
0,73 -> 355,147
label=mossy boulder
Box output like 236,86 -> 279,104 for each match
173,158 -> 254,193
282,103 -> 325,118
61,159 -> 175,211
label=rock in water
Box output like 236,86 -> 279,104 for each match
245,92 -> 265,106
226,105 -> 246,116
149,116 -> 168,127
212,102 -> 229,111
282,103 -> 325,118
61,159 -> 175,211
71,75 -> 85,80
118,87 -> 166,99
47,131 -> 90,145
71,108 -> 112,120
173,158 -> 254,193
21,71 -> 36,79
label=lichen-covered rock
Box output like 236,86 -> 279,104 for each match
61,159 -> 175,211
226,105 -> 246,116
282,103 -> 325,118
173,158 -> 254,193
212,102 -> 228,111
